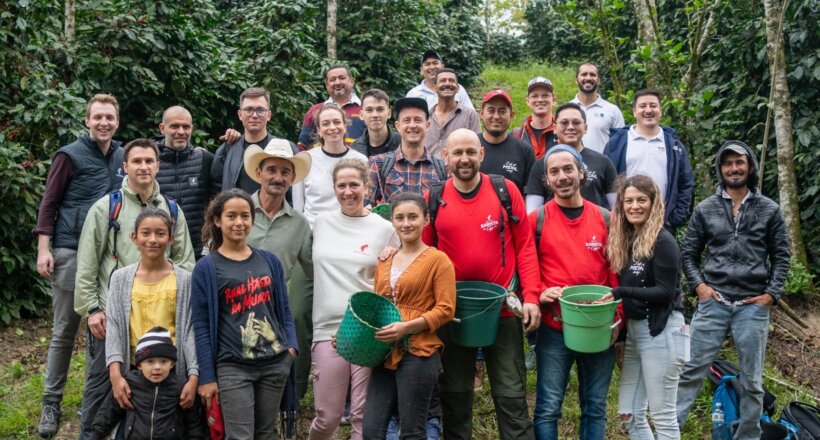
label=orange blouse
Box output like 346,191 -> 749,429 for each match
373,247 -> 456,370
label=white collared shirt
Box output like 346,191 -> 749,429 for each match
625,125 -> 668,197
324,93 -> 362,107
570,94 -> 625,153
406,81 -> 474,111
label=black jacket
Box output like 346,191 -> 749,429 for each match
90,369 -> 204,440
350,128 -> 401,157
681,141 -> 790,301
155,138 -> 214,258
613,229 -> 684,337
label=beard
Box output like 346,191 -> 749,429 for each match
579,81 -> 598,94
723,174 -> 748,189
454,164 -> 479,182
485,128 -> 507,138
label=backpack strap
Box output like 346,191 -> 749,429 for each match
164,196 -> 179,225
598,205 -> 610,229
535,205 -> 546,254
107,191 -> 123,260
488,174 -> 519,223
378,151 -> 397,184
432,157 -> 447,181
427,181 -> 445,247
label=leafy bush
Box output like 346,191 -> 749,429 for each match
0,142 -> 50,324
485,32 -> 527,67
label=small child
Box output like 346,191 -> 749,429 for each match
90,327 -> 204,439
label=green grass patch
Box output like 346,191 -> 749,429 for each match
470,62 -> 578,128
0,354 -> 84,439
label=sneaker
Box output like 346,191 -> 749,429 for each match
37,402 -> 61,438
525,347 -> 537,371
473,361 -> 485,390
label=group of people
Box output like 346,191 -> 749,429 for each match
33,50 -> 790,440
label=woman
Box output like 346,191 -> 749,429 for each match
309,159 -> 399,440
601,175 -> 689,440
105,209 -> 199,413
362,192 -> 456,440
292,104 -> 369,227
191,189 -> 298,440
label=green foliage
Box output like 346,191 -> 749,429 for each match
785,257 -> 816,296
0,142 -> 50,324
435,0 -> 486,88
524,0 -> 598,63
484,32 -> 527,66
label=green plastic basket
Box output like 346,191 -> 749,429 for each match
449,281 -> 507,347
558,285 -> 620,353
336,291 -> 403,367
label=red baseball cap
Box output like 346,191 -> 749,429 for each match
482,89 -> 513,109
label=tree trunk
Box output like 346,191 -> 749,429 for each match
632,0 -> 661,88
762,0 -> 808,266
64,0 -> 75,43
327,0 -> 337,61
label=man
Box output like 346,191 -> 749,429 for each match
603,88 -> 694,230
34,94 -> 125,437
367,97 -> 447,206
512,77 -> 559,159
155,106 -> 214,259
424,68 -> 480,159
350,88 -> 401,158
406,49 -> 474,111
423,129 -> 541,440
525,103 -> 618,212
74,139 -> 195,439
297,65 -> 366,150
529,145 -> 622,440
569,62 -> 625,153
244,138 -> 314,399
212,87 -> 297,195
478,89 -> 535,196
676,141 -> 790,440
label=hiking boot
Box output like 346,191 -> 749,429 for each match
525,346 -> 537,371
38,402 -> 61,438
474,361 -> 485,390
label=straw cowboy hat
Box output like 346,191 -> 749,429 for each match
244,138 -> 312,184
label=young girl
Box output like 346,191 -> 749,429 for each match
105,209 -> 200,416
308,159 -> 398,440
601,175 -> 689,440
362,192 -> 456,440
191,189 -> 298,440
292,104 -> 368,227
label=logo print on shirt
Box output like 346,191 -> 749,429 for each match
630,261 -> 645,276
502,161 -> 519,174
480,214 -> 499,232
586,170 -> 598,182
354,244 -> 370,256
585,235 -> 603,251
189,176 -> 199,186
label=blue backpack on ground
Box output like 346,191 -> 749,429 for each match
712,375 -> 740,439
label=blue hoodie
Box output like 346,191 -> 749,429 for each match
603,125 -> 694,229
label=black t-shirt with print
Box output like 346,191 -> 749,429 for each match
526,147 -> 617,208
214,248 -> 286,363
479,134 -> 536,197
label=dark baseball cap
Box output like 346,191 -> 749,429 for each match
394,97 -> 430,120
420,50 -> 442,68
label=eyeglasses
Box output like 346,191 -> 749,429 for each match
241,107 -> 269,117
557,120 -> 585,128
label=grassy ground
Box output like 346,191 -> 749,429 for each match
470,62 -> 578,128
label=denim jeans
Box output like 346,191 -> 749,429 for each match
363,353 -> 441,440
619,311 -> 689,440
533,325 -> 615,440
42,248 -> 82,405
79,328 -> 111,440
438,316 -> 533,440
217,354 -> 293,440
676,298 -> 770,440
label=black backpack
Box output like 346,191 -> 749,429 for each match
780,402 -> 820,439
428,174 -> 518,267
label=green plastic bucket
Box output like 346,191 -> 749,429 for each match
450,281 -> 507,347
558,285 -> 621,353
336,291 -> 403,367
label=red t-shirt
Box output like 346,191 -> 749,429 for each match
423,174 -> 540,318
528,200 -> 622,331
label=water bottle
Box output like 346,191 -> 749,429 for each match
711,402 -> 726,440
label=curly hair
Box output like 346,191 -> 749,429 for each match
606,175 -> 666,273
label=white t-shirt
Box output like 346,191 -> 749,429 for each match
311,210 -> 399,342
291,147 -> 368,228
571,94 -> 625,153
406,81 -> 474,111
625,125 -> 668,198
